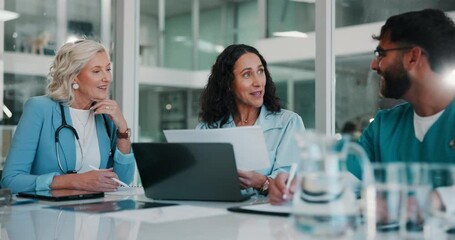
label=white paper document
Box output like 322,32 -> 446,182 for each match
164,126 -> 270,171
105,186 -> 145,196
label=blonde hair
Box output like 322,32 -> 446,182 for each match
47,39 -> 109,105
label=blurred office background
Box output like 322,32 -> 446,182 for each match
0,0 -> 455,169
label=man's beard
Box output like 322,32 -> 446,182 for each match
379,62 -> 411,99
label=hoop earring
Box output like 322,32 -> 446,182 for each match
72,83 -> 80,90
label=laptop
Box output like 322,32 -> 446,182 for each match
132,142 -> 250,202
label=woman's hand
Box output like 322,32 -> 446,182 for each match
269,172 -> 296,205
91,99 -> 128,131
52,168 -> 119,192
237,169 -> 268,190
90,99 -> 131,154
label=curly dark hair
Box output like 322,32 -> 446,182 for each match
373,8 -> 455,74
199,44 -> 281,128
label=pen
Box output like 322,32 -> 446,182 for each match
89,165 -> 130,188
282,163 -> 298,200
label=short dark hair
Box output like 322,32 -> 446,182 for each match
199,44 -> 281,128
373,8 -> 455,74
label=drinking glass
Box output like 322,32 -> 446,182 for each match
366,162 -> 407,239
367,163 -> 455,239
419,163 -> 455,238
405,163 -> 432,233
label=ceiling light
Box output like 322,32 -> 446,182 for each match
0,9 -> 19,22
273,31 -> 308,38
65,35 -> 80,43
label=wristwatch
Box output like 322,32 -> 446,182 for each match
259,176 -> 272,195
117,128 -> 131,139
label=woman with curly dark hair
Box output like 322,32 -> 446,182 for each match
197,44 -> 305,195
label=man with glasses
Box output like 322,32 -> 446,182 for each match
362,8 -> 455,164
269,9 -> 455,211
358,8 -> 455,219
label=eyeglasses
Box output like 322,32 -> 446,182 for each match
373,46 -> 413,60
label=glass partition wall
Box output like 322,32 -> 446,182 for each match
138,0 -> 266,142
333,0 -> 455,139
262,0 -> 318,128
1,0 -> 112,168
138,0 -> 317,140
265,0 -> 455,135
138,0 -> 455,143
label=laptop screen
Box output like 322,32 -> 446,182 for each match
132,142 -> 249,202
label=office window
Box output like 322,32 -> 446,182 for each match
163,0 -> 193,70
267,0 -> 315,36
4,0 -> 57,54
138,0 -> 261,143
265,1 -> 316,128
334,0 -> 455,137
139,1 -> 159,67
138,86 -> 201,142
67,0 -> 102,41
1,0 -> 112,168
198,5 -> 233,71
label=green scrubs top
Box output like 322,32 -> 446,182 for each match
358,100 -> 455,164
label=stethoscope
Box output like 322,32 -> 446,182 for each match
55,104 -> 85,174
55,104 -> 113,174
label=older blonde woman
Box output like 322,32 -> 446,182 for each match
1,40 -> 135,193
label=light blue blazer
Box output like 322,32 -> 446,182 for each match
197,105 -> 305,178
1,96 -> 135,193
